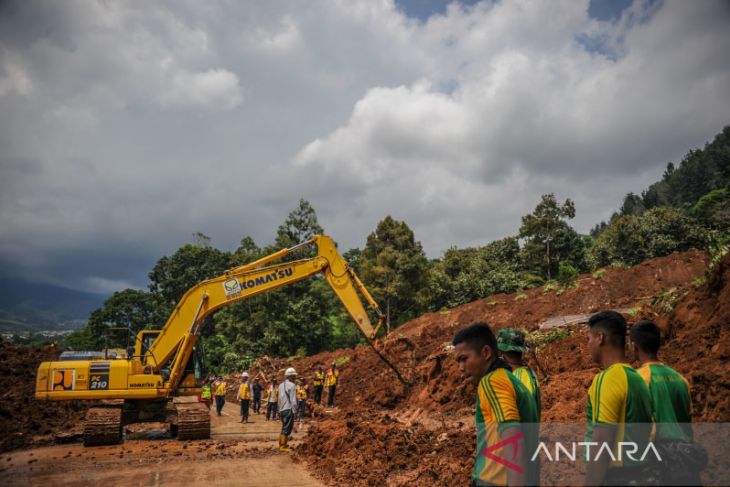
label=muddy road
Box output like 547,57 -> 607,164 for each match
0,401 -> 323,487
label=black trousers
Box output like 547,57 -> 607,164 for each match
297,399 -> 306,420
215,395 -> 225,416
327,385 -> 336,407
240,399 -> 250,421
266,402 -> 278,420
280,409 -> 294,436
313,385 -> 323,404
252,397 -> 261,413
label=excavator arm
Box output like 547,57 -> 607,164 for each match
146,235 -> 392,392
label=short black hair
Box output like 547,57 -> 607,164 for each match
630,320 -> 661,355
453,322 -> 498,353
588,310 -> 627,349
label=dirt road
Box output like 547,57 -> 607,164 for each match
0,401 -> 323,487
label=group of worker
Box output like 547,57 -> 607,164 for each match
456,311 -> 703,487
198,363 -> 340,453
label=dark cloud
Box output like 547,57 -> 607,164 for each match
0,0 -> 728,293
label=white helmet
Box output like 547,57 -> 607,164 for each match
241,371 -> 249,378
285,367 -> 297,377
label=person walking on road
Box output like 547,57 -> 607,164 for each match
252,377 -> 263,414
498,328 -> 541,418
237,372 -> 252,423
278,367 -> 299,452
265,378 -> 279,421
325,363 -> 339,408
214,376 -> 227,417
312,367 -> 324,405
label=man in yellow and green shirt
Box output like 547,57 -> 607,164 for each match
585,311 -> 653,486
498,328 -> 541,419
630,320 -> 704,484
454,322 -> 540,486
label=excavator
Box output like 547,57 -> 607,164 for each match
35,235 -> 405,446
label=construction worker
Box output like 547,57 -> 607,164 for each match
312,366 -> 324,405
584,311 -> 654,486
296,378 -> 309,422
199,378 -> 212,409
630,320 -> 705,484
324,362 -> 339,408
214,376 -> 227,417
265,378 -> 278,421
236,372 -> 252,423
497,328 -> 541,418
278,367 -> 299,452
252,377 -> 263,414
452,323 -> 540,487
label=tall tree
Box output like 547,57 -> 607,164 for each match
518,194 -> 584,280
86,289 -> 162,349
359,216 -> 430,332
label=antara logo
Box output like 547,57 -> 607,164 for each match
482,431 -> 524,474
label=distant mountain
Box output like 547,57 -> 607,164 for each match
0,277 -> 107,332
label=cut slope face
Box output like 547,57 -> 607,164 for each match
286,249 -> 729,486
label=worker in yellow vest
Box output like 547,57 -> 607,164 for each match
324,363 -> 339,408
312,367 -> 324,405
236,371 -> 252,423
214,377 -> 227,416
296,379 -> 309,422
199,378 -> 212,409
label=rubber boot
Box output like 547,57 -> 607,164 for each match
279,434 -> 292,453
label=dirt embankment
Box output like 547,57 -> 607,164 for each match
0,342 -> 91,453
289,249 -> 730,486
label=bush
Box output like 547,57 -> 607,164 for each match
588,208 -> 709,268
557,262 -> 579,287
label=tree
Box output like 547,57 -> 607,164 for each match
620,192 -> 645,216
148,244 -> 232,315
359,216 -> 430,331
692,188 -> 730,230
86,289 -> 162,349
588,207 -> 709,268
273,199 -> 325,252
428,238 -> 521,310
518,194 -> 585,280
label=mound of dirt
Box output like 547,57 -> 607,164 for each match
657,251 -> 730,421
290,249 -> 727,486
0,341 -> 91,453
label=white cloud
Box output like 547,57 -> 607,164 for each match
160,68 -> 242,110
0,0 -> 728,292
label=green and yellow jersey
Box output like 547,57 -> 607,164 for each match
636,361 -> 692,442
474,363 -> 540,486
586,363 -> 653,468
512,366 -> 541,418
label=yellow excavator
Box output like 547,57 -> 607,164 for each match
36,235 -> 404,445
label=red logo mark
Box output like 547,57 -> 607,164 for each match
481,431 -> 524,473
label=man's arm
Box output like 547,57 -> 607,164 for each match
500,425 -> 528,487
584,425 -> 616,486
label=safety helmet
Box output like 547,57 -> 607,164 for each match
241,371 -> 249,378
285,367 -> 297,377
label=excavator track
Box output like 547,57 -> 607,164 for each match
175,402 -> 210,440
83,406 -> 123,446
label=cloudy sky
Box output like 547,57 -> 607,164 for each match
1,0 -> 728,295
